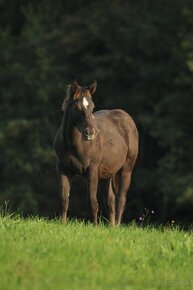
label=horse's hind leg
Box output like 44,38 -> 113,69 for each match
108,178 -> 116,226
116,170 -> 132,226
101,178 -> 115,226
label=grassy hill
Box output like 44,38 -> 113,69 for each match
0,215 -> 192,290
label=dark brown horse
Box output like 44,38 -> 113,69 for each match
54,80 -> 138,225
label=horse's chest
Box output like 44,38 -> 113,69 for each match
63,152 -> 89,175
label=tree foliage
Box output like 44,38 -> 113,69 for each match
0,0 -> 193,223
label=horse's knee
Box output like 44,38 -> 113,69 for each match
62,196 -> 69,204
108,195 -> 115,210
108,193 -> 115,202
118,195 -> 126,208
90,198 -> 99,212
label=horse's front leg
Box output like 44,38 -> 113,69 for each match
88,167 -> 99,225
59,174 -> 71,224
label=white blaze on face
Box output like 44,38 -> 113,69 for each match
83,97 -> 89,110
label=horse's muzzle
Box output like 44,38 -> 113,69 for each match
83,127 -> 96,141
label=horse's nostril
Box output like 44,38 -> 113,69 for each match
84,128 -> 95,140
84,128 -> 92,138
84,128 -> 90,136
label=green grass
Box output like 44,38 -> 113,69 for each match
0,216 -> 193,290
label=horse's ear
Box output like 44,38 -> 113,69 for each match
70,80 -> 79,95
88,80 -> 97,95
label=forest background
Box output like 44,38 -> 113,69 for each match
1,0 -> 193,225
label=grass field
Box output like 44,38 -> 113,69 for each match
0,215 -> 192,290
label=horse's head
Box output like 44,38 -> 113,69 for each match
64,80 -> 97,141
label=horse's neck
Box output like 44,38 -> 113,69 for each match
61,112 -> 88,153
61,105 -> 70,139
61,113 -> 75,146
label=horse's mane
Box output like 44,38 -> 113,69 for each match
61,85 -> 71,111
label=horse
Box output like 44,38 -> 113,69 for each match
54,80 -> 138,226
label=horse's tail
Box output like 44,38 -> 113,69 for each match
112,173 -> 119,194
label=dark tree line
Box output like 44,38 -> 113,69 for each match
0,0 -> 193,224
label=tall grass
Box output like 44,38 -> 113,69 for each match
0,215 -> 192,290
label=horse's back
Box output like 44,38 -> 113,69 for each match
94,109 -> 136,130
94,109 -> 138,154
95,109 -> 138,174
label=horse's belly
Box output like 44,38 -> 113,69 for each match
98,141 -> 127,178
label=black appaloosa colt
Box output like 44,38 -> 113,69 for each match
54,80 -> 138,225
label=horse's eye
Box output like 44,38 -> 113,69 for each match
74,103 -> 81,111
